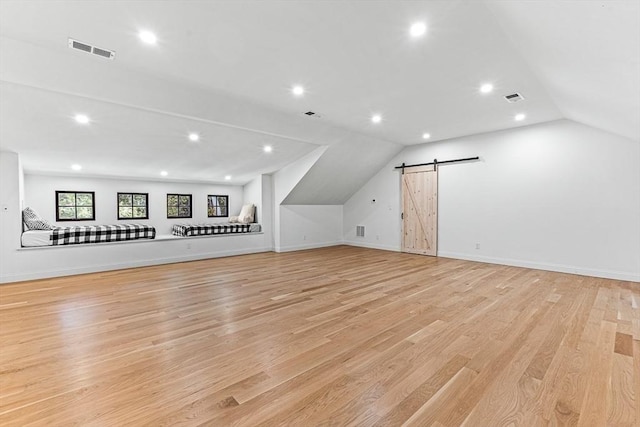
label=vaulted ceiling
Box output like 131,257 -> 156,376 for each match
0,1 -> 637,204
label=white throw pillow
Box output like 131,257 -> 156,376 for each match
22,207 -> 54,230
238,204 -> 255,224
229,215 -> 239,223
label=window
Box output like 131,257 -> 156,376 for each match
117,193 -> 149,220
167,193 -> 192,218
207,195 -> 229,217
56,191 -> 95,221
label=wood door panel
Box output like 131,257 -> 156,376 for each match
402,168 -> 437,256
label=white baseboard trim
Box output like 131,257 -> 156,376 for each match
4,245 -> 636,284
437,251 -> 640,283
0,247 -> 272,284
343,240 -> 401,252
275,240 -> 343,253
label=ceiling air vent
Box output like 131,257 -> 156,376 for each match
504,93 -> 524,103
68,38 -> 115,60
92,46 -> 114,59
304,111 -> 322,118
70,39 -> 91,53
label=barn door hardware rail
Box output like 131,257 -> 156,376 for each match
395,156 -> 479,173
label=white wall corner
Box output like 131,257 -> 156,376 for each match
342,120 -> 640,282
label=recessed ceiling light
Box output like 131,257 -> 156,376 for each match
409,22 -> 427,38
139,30 -> 157,45
264,145 -> 273,153
480,83 -> 494,94
515,113 -> 526,121
71,164 -> 82,171
292,85 -> 304,96
224,175 -> 231,181
160,170 -> 168,176
371,114 -> 382,124
422,133 -> 431,140
74,114 -> 89,124
188,133 -> 199,142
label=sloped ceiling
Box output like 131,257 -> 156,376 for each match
283,132 -> 402,205
487,1 -> 640,142
0,1 -> 638,205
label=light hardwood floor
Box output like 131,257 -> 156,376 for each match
0,246 -> 638,426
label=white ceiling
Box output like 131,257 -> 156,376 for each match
487,1 -> 640,142
0,1 -> 638,200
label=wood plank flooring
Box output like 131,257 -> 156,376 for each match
0,245 -> 638,426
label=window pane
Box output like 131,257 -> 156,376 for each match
167,194 -> 178,206
76,193 -> 93,206
119,207 -> 132,218
168,206 -> 178,217
133,194 -> 146,206
59,207 -> 76,219
119,194 -> 132,206
178,207 -> 190,217
77,207 -> 93,219
207,195 -> 227,217
133,207 -> 147,218
179,195 -> 190,206
58,193 -> 75,207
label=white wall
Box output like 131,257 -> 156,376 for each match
0,152 -> 22,269
243,175 -> 262,223
243,173 -> 274,250
279,205 -> 343,252
24,174 -> 245,235
344,120 -> 640,282
0,156 -> 273,283
261,174 -> 275,251
270,146 -> 344,252
272,146 -> 326,250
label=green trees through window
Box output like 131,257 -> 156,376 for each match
207,195 -> 229,217
167,194 -> 192,218
56,191 -> 95,221
118,193 -> 149,220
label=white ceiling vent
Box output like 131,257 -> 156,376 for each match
504,93 -> 524,103
68,38 -> 115,60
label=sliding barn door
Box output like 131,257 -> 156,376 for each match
402,166 -> 438,256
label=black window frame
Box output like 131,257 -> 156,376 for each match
207,195 -> 229,218
117,192 -> 149,220
55,190 -> 96,221
167,193 -> 192,218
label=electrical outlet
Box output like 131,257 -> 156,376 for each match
376,235 -> 380,241
303,235 -> 306,240
187,243 -> 191,250
475,243 -> 480,250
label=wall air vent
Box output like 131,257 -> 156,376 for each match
504,93 -> 524,103
68,38 -> 115,60
356,225 -> 365,237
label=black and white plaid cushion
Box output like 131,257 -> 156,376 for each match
50,224 -> 156,245
22,207 -> 54,230
172,223 -> 252,237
